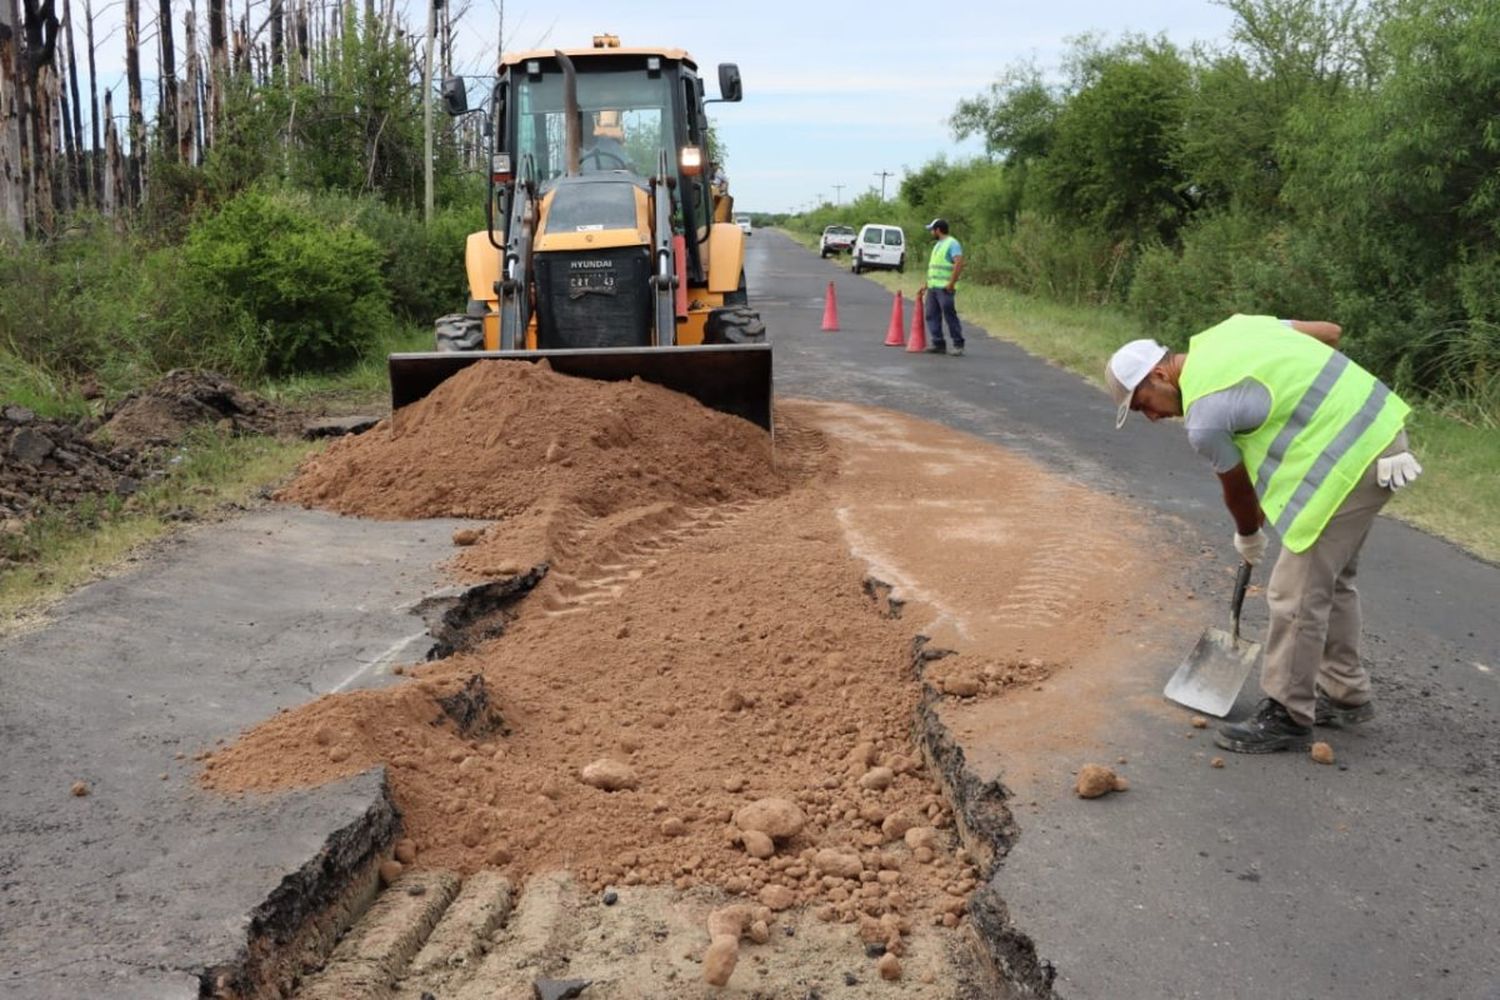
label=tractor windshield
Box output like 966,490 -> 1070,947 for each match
514,67 -> 674,181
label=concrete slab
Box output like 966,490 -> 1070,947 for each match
0,508 -> 475,999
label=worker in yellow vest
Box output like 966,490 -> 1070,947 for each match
1106,315 -> 1422,753
923,219 -> 965,356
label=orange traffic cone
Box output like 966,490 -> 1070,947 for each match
906,288 -> 927,352
821,281 -> 840,332
884,292 -> 906,346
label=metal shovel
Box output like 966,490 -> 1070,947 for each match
1164,561 -> 1261,717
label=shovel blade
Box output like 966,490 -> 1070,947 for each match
1164,627 -> 1262,718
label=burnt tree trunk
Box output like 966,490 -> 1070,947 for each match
82,0 -> 95,204
156,0 -> 177,159
22,0 -> 59,232
123,0 -> 142,204
268,0 -> 280,71
179,4 -> 195,162
206,0 -> 225,147
100,84 -> 115,212
0,0 -> 24,234
61,0 -> 82,198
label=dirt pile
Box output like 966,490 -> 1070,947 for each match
277,360 -> 782,521
1,403 -> 148,521
98,369 -> 292,450
3,370 -> 294,526
206,410 -> 981,952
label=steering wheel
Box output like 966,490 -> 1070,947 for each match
580,146 -> 631,171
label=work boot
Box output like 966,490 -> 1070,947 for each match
1214,698 -> 1313,754
1314,687 -> 1375,727
925,343 -> 947,355
950,345 -> 965,357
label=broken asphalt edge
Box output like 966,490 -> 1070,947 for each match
191,569 -> 547,998
198,770 -> 401,999
910,633 -> 1060,999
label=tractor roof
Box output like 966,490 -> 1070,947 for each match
500,44 -> 695,71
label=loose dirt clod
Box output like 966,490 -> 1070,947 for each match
1190,716 -> 1209,729
1075,764 -> 1127,798
69,781 -> 88,797
878,951 -> 904,980
1310,742 -> 1335,765
579,758 -> 639,791
1211,757 -> 1225,769
733,798 -> 806,841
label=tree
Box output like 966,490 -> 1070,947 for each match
1034,35 -> 1193,242
950,61 -> 1059,163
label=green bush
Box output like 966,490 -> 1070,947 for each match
180,189 -> 393,375
991,214 -> 1121,305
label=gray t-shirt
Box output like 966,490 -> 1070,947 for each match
1185,378 -> 1272,473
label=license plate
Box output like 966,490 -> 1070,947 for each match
568,269 -> 617,298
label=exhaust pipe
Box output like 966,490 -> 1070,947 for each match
555,50 -> 581,177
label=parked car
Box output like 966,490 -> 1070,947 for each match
851,223 -> 905,273
819,224 -> 856,257
735,215 -> 753,235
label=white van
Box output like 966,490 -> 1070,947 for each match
852,223 -> 905,273
735,215 -> 753,236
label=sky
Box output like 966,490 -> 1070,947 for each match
83,0 -> 1243,213
464,0 -> 1242,213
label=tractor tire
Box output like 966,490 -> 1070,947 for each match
705,305 -> 766,344
434,314 -> 484,352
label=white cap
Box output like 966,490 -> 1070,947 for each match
1105,339 -> 1169,428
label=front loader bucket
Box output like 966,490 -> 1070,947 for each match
388,344 -> 774,431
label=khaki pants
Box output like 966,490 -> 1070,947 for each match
1261,432 -> 1408,726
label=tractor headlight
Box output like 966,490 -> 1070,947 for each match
679,146 -> 703,176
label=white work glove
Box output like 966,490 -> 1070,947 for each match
1233,528 -> 1268,566
1377,451 -> 1423,490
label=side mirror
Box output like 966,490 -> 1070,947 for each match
441,76 -> 468,116
717,63 -> 743,103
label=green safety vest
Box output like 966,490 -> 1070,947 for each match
927,236 -> 958,288
1180,314 -> 1410,553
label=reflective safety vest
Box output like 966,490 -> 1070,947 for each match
927,236 -> 959,288
1180,314 -> 1410,553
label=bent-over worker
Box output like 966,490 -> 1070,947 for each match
1105,315 -> 1422,753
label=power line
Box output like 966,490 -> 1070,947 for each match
873,170 -> 894,201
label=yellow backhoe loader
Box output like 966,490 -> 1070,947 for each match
389,35 -> 772,429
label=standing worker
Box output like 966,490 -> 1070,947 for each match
1105,315 -> 1422,753
923,218 -> 965,356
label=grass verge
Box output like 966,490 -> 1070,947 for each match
0,428 -> 321,633
784,229 -> 1499,564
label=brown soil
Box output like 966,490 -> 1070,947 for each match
204,374 -> 1166,993
275,360 -> 781,521
209,366 -> 981,950
98,369 -> 294,451
1,403 -> 148,522
3,370 -> 294,527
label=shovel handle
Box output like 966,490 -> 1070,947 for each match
1230,560 -> 1252,642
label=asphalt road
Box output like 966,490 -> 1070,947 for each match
746,229 -> 1500,999
0,509 -> 473,999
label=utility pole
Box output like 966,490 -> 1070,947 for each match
422,0 -> 440,223
874,170 -> 893,201
832,183 -> 844,205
